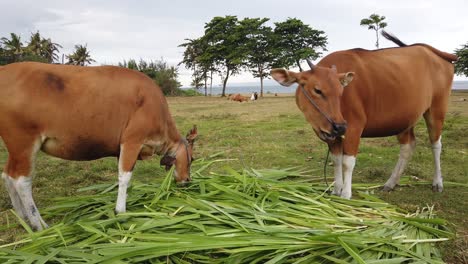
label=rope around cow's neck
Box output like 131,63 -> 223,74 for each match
300,85 -> 332,192
170,138 -> 192,173
323,148 -> 330,191
300,85 -> 335,127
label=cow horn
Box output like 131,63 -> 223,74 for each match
306,59 -> 315,70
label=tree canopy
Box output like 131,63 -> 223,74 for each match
360,13 -> 388,49
179,16 -> 328,96
454,42 -> 468,77
67,44 -> 95,66
0,31 -> 64,65
0,32 -> 96,66
273,18 -> 327,71
119,58 -> 183,96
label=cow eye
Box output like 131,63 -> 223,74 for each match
314,87 -> 323,95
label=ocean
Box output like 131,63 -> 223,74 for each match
191,80 -> 468,95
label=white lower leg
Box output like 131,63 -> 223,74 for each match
432,137 -> 443,192
384,142 -> 415,191
341,155 -> 356,199
115,171 -> 132,213
331,154 -> 343,196
2,173 -> 27,219
13,176 -> 47,230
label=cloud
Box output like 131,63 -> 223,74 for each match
1,0 -> 467,85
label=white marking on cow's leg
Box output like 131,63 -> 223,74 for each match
341,155 -> 356,199
2,173 -> 27,220
383,142 -> 415,191
431,137 -> 443,192
13,176 -> 47,230
115,145 -> 134,214
115,171 -> 133,213
330,154 -> 343,196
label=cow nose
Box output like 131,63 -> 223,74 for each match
332,123 -> 347,136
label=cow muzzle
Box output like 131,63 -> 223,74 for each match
331,122 -> 347,137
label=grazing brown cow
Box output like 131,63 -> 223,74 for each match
0,62 -> 197,230
271,31 -> 456,199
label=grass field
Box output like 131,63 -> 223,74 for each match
0,91 -> 467,262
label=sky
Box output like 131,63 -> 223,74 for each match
1,0 -> 467,86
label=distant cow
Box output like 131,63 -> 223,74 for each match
271,31 -> 456,199
250,92 -> 258,101
229,93 -> 249,102
0,62 -> 197,230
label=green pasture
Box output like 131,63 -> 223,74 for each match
0,91 -> 467,263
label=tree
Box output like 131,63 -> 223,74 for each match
239,17 -> 274,97
360,13 -> 388,49
25,32 -> 62,63
273,18 -> 328,71
179,38 -> 215,95
454,42 -> 468,77
67,44 -> 95,66
40,38 -> 62,63
119,58 -> 182,96
27,31 -> 42,56
1,33 -> 24,61
203,16 -> 245,97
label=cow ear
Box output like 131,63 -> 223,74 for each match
271,69 -> 298,87
338,72 -> 355,87
186,125 -> 198,145
160,155 -> 176,171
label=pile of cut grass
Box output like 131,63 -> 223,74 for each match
0,158 -> 453,263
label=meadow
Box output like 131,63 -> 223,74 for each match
0,91 -> 467,262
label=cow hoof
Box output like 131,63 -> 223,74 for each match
340,191 -> 352,200
331,188 -> 342,196
115,207 -> 126,214
432,184 -> 443,192
382,184 -> 394,192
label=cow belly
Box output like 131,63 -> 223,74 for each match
362,117 -> 419,137
41,136 -> 119,161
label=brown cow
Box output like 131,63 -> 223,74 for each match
0,62 -> 197,230
229,93 -> 249,102
271,31 -> 456,199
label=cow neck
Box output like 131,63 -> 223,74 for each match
160,133 -> 183,157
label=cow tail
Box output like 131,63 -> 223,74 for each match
381,30 -> 458,63
381,30 -> 407,47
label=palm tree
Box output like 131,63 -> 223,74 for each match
66,44 -> 95,66
40,38 -> 62,63
27,31 -> 42,56
1,33 -> 24,61
360,14 -> 388,49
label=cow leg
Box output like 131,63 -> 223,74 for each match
3,137 -> 47,230
423,110 -> 445,192
341,129 -> 362,199
341,155 -> 356,199
115,143 -> 141,213
2,173 -> 27,220
329,141 -> 343,196
383,128 -> 416,191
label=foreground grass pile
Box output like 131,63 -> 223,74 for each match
0,158 -> 453,263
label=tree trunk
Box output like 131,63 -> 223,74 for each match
375,29 -> 379,49
260,75 -> 264,98
221,67 -> 230,97
209,70 -> 213,96
204,79 -> 207,96
296,60 -> 303,72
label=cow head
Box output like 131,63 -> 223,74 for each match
161,125 -> 198,184
271,63 -> 354,141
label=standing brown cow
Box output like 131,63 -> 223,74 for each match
0,62 -> 197,230
271,31 -> 456,199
